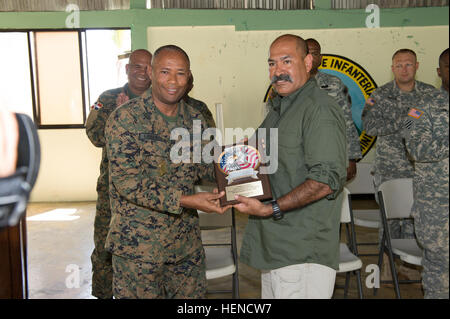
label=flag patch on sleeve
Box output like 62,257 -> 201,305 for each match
407,108 -> 423,119
90,102 -> 103,110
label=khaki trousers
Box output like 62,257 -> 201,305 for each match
261,263 -> 336,299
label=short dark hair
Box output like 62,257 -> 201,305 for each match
152,45 -> 190,67
439,48 -> 449,66
306,38 -> 320,49
392,48 -> 417,61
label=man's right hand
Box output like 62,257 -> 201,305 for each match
180,191 -> 232,214
116,92 -> 129,107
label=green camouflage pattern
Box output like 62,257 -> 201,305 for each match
403,89 -> 449,299
362,80 -> 436,240
184,95 -> 216,128
105,87 -> 215,298
112,249 -> 206,299
85,83 -> 134,299
315,71 -> 362,160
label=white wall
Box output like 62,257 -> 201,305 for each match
30,129 -> 101,202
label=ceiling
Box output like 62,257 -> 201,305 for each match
0,0 -> 447,11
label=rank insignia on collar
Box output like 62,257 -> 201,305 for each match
407,108 -> 423,119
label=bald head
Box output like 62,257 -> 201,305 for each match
270,34 -> 309,58
152,45 -> 190,69
130,49 -> 152,62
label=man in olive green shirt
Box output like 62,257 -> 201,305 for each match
234,34 -> 347,299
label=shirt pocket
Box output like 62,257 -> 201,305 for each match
140,137 -> 170,178
278,130 -> 301,149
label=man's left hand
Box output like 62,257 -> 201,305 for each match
233,195 -> 272,217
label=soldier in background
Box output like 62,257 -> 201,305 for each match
105,45 -> 229,299
402,88 -> 449,298
306,38 -> 362,181
85,49 -> 152,299
362,48 -> 435,281
437,48 -> 449,93
183,73 -> 216,128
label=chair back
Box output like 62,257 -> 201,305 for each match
346,163 -> 375,194
378,178 -> 414,219
340,187 -> 351,223
194,184 -> 232,228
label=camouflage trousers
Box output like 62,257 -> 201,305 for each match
413,200 -> 449,299
90,195 -> 113,299
112,250 -> 207,299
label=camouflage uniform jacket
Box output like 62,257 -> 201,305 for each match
184,95 -> 216,128
104,87 -> 215,264
402,89 -> 449,219
362,80 -> 436,189
315,71 -> 362,161
86,83 -> 139,213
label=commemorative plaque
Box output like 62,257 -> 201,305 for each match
214,144 -> 272,206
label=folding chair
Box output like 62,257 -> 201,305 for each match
194,185 -> 240,299
346,163 -> 381,257
376,178 -> 422,299
335,187 -> 364,299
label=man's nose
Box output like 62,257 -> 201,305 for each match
273,63 -> 284,76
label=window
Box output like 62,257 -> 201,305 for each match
0,29 -> 131,129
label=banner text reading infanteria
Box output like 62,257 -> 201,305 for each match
321,55 -> 376,98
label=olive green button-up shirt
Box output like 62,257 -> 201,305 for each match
239,79 -> 347,271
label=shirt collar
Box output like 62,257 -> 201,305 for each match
270,78 -> 315,115
393,80 -> 419,94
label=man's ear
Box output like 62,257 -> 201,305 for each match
304,54 -> 313,73
415,61 -> 419,71
146,65 -> 152,79
125,64 -> 130,75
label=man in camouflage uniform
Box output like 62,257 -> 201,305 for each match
362,49 -> 436,280
105,45 -> 229,299
306,38 -> 362,181
183,73 -> 216,128
402,87 -> 449,299
437,48 -> 449,94
85,49 -> 152,299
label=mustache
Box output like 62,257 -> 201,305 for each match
271,74 -> 293,84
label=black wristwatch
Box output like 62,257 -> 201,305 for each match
271,200 -> 284,221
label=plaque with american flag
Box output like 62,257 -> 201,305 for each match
215,143 -> 272,206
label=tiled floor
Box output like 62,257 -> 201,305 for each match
25,197 -> 424,299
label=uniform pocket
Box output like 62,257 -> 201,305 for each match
141,138 -> 169,177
